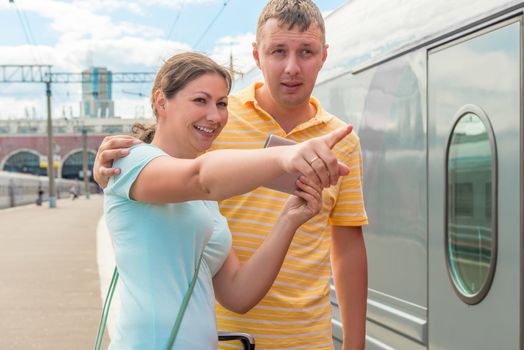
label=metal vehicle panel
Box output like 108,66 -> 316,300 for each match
428,19 -> 521,349
313,1 -> 524,349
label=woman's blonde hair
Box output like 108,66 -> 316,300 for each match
133,52 -> 232,143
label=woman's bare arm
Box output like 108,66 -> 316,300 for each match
130,125 -> 352,203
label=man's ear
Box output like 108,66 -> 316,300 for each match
321,43 -> 329,68
252,42 -> 261,69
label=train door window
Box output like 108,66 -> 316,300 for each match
446,106 -> 497,304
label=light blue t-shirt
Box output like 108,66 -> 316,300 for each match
104,144 -> 232,350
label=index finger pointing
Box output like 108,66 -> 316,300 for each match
324,125 -> 353,149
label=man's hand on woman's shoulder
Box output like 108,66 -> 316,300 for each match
94,135 -> 142,188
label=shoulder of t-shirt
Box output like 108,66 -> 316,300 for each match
113,143 -> 167,169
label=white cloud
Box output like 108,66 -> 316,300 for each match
0,0 -> 220,15
72,0 -> 145,15
0,32 -> 251,119
0,36 -> 191,72
0,94 -> 46,120
80,0 -> 218,12
0,34 -> 193,120
19,1 -> 162,42
210,32 -> 256,75
0,0 -> 253,119
114,95 -> 152,119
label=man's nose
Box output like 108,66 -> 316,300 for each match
284,54 -> 300,76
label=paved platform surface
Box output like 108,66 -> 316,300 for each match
0,195 -> 108,350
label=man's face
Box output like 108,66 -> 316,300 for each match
253,18 -> 327,110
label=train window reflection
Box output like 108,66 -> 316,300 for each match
446,111 -> 497,304
454,182 -> 473,216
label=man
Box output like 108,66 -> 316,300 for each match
94,1 -> 367,349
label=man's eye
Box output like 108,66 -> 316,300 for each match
272,49 -> 285,55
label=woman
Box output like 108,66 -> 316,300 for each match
104,52 -> 351,349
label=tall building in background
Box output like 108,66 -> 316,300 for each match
80,67 -> 114,118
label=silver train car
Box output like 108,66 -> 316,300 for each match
237,0 -> 524,348
0,171 -> 96,209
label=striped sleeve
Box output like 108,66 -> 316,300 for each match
329,133 -> 368,226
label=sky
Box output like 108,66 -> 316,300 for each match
0,0 -> 347,120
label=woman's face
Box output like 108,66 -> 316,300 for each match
160,73 -> 229,157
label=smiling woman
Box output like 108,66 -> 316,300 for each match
131,52 -> 231,148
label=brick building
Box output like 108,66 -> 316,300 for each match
0,117 -> 151,180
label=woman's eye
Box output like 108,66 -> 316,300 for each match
194,98 -> 206,103
218,101 -> 228,108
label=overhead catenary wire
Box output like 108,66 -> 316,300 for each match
193,0 -> 231,50
11,1 -> 41,65
156,5 -> 184,69
5,1 -> 44,114
21,7 -> 37,46
166,9 -> 183,43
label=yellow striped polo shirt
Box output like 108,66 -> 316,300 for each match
211,83 -> 368,350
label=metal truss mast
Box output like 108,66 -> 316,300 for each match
0,64 -> 154,83
0,64 -> 154,208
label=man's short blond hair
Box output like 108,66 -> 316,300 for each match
256,0 -> 326,44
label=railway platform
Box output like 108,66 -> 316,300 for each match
0,195 -> 107,349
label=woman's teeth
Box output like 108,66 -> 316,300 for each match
194,125 -> 214,134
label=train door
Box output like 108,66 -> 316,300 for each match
427,18 -> 521,349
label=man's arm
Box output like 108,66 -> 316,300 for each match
331,225 -> 368,350
93,135 -> 141,188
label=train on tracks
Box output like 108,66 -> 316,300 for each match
0,171 -> 97,209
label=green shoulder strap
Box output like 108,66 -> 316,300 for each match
93,266 -> 119,350
93,251 -> 204,350
165,250 -> 204,349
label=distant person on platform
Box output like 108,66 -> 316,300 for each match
36,186 -> 44,206
69,183 -> 79,200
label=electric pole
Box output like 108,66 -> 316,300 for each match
229,46 -> 235,80
82,127 -> 90,199
45,82 -> 56,208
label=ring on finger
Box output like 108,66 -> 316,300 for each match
308,156 -> 320,165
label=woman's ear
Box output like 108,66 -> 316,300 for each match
153,89 -> 166,115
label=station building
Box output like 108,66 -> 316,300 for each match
0,117 -> 151,181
